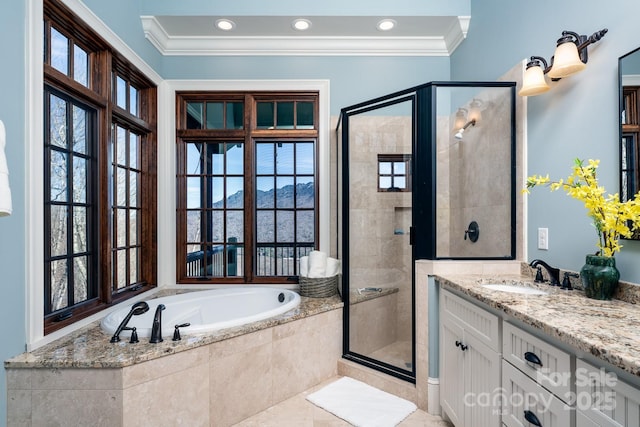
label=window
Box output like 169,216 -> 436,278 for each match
176,93 -> 318,283
43,0 -> 157,334
378,154 -> 412,192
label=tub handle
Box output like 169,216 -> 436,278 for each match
172,323 -> 191,341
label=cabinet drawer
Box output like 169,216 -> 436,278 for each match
503,322 -> 571,400
441,289 -> 500,352
502,360 -> 573,427
575,359 -> 640,427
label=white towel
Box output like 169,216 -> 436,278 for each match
299,255 -> 309,277
0,120 -> 12,217
307,250 -> 327,278
326,257 -> 341,277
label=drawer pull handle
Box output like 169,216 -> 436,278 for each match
455,340 -> 468,351
524,351 -> 543,367
524,410 -> 542,426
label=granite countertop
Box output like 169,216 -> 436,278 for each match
436,274 -> 640,379
5,295 -> 343,369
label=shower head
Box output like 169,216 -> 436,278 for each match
454,119 -> 476,140
131,301 -> 150,316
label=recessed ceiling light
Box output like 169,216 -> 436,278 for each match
215,19 -> 236,31
292,19 -> 312,31
376,19 -> 396,31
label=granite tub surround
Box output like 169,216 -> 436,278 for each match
6,295 -> 343,426
6,294 -> 342,369
435,274 -> 640,379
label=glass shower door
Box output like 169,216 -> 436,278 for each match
341,94 -> 415,380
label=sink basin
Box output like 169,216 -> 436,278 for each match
481,284 -> 548,295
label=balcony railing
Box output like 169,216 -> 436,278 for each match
186,243 -> 313,278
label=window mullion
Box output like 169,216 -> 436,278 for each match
65,102 -> 74,309
244,132 -> 254,282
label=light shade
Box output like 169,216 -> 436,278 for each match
519,65 -> 550,96
548,41 -> 586,79
453,108 -> 467,130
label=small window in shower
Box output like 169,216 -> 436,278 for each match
377,154 -> 411,192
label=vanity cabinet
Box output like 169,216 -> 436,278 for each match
502,322 -> 572,400
501,322 -> 573,426
438,283 -> 640,427
575,359 -> 640,427
502,361 -> 572,426
440,289 -> 501,427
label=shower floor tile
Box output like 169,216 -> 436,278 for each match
232,376 -> 452,427
368,340 -> 413,370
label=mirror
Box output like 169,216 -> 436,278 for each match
619,47 -> 640,239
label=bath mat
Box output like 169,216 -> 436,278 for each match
306,377 -> 417,427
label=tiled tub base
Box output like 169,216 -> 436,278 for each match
6,308 -> 342,427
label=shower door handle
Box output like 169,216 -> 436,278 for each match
409,226 -> 414,245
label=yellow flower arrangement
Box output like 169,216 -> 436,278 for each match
524,158 -> 640,257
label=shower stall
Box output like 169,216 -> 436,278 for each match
338,82 -> 516,381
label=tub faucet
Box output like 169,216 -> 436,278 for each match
110,301 -> 149,343
529,259 -> 560,286
149,304 -> 166,343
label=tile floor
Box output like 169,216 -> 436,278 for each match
233,376 -> 453,427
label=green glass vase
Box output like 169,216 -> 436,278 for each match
579,255 -> 620,300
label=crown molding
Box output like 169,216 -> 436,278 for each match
141,15 -> 469,57
622,74 -> 640,86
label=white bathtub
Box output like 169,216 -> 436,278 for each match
101,287 -> 301,339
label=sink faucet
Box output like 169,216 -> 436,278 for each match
529,259 -> 560,286
149,304 -> 166,343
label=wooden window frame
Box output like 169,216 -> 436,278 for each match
43,0 -> 157,335
176,91 -> 319,284
377,154 -> 412,192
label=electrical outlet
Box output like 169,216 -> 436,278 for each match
538,227 -> 549,250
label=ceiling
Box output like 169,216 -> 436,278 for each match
141,15 -> 470,56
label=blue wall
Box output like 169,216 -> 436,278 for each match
452,0 -> 640,281
0,1 -> 27,425
161,56 -> 450,113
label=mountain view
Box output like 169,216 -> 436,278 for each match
187,182 -> 315,244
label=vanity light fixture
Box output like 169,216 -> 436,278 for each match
215,19 -> 236,31
518,28 -> 608,97
377,19 -> 396,31
292,19 -> 312,31
520,56 -> 551,96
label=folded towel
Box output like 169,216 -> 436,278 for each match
307,250 -> 327,278
0,120 -> 12,217
299,255 -> 309,277
326,257 -> 341,277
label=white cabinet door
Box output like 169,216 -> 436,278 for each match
463,330 -> 502,427
576,359 -> 640,427
441,315 -> 465,427
440,289 -> 501,427
576,410 -> 610,427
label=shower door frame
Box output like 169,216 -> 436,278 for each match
339,80 -> 517,383
340,89 -> 419,383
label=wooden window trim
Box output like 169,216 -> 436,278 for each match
176,91 -> 319,284
43,0 -> 157,335
377,154 -> 412,193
